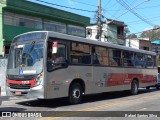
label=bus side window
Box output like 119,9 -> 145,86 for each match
92,46 -> 108,66
123,51 -> 134,67
92,47 -> 100,64
145,55 -> 154,68
109,49 -> 121,66
134,53 -> 144,68
70,42 -> 91,65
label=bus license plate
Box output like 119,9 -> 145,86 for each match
15,91 -> 21,95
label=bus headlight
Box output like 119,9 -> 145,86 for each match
34,73 -> 43,87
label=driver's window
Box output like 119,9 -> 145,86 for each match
52,44 -> 66,63
47,40 -> 66,71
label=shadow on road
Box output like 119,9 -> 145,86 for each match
16,88 -> 158,108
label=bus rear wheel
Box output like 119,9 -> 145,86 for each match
131,80 -> 138,95
68,83 -> 82,104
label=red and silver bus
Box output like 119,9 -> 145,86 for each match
6,31 -> 157,104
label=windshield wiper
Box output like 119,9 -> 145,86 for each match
25,41 -> 35,59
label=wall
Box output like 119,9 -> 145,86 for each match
0,0 -> 6,55
1,0 -> 90,55
3,25 -> 39,45
139,40 -> 151,51
0,58 -> 7,96
125,39 -> 139,49
107,24 -> 117,39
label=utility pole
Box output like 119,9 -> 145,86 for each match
97,0 -> 101,41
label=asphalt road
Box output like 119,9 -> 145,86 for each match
1,88 -> 160,120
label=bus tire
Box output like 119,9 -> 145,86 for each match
156,86 -> 159,90
146,86 -> 150,90
131,80 -> 138,95
68,83 -> 82,104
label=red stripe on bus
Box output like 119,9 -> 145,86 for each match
107,73 -> 157,86
7,79 -> 35,88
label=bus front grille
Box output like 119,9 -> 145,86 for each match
9,83 -> 31,89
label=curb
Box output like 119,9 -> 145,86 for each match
1,96 -> 10,100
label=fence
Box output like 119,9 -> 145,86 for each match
0,58 -> 7,96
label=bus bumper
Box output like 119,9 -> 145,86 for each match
6,85 -> 44,99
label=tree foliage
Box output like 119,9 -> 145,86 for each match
127,34 -> 137,38
124,27 -> 130,38
140,26 -> 160,40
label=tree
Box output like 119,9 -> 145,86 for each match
124,27 -> 130,38
127,34 -> 137,39
140,25 -> 160,40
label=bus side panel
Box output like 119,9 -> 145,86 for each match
45,66 -> 93,99
45,66 -> 157,99
140,68 -> 157,87
92,67 -> 125,93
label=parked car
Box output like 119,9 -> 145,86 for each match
0,86 -> 2,105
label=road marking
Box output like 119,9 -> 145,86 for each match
39,92 -> 160,120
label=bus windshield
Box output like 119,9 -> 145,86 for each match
7,42 -> 44,75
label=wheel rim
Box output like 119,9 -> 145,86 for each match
72,89 -> 80,99
133,82 -> 138,93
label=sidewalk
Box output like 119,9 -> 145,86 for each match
1,91 -> 10,100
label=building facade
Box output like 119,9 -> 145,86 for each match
86,19 -> 126,45
0,0 -> 90,55
126,38 -> 151,51
151,40 -> 160,67
151,40 -> 160,54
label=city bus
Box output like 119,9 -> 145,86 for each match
6,31 -> 157,104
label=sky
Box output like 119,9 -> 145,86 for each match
28,0 -> 160,35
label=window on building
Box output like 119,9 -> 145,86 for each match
117,26 -> 124,39
109,49 -> 122,66
70,42 -> 91,64
4,12 -> 42,29
92,46 -> 108,65
68,25 -> 86,37
44,20 -> 66,34
143,46 -> 149,51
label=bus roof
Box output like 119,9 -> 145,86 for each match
14,31 -> 156,55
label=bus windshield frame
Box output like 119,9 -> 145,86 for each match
7,32 -> 47,76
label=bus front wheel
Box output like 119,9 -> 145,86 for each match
131,80 -> 138,95
68,83 -> 82,104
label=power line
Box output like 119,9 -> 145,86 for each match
33,0 -> 96,12
127,15 -> 160,24
103,0 -> 112,8
116,0 -> 156,27
129,27 -> 160,35
70,0 -> 97,7
108,4 -> 160,11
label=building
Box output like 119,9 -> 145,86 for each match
0,0 -> 90,55
151,40 -> 160,53
126,38 -> 151,51
151,40 -> 160,68
86,19 -> 126,45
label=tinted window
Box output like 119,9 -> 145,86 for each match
109,49 -> 122,66
70,42 -> 91,64
145,55 -> 153,68
93,46 -> 108,65
123,51 -> 134,67
134,53 -> 144,68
